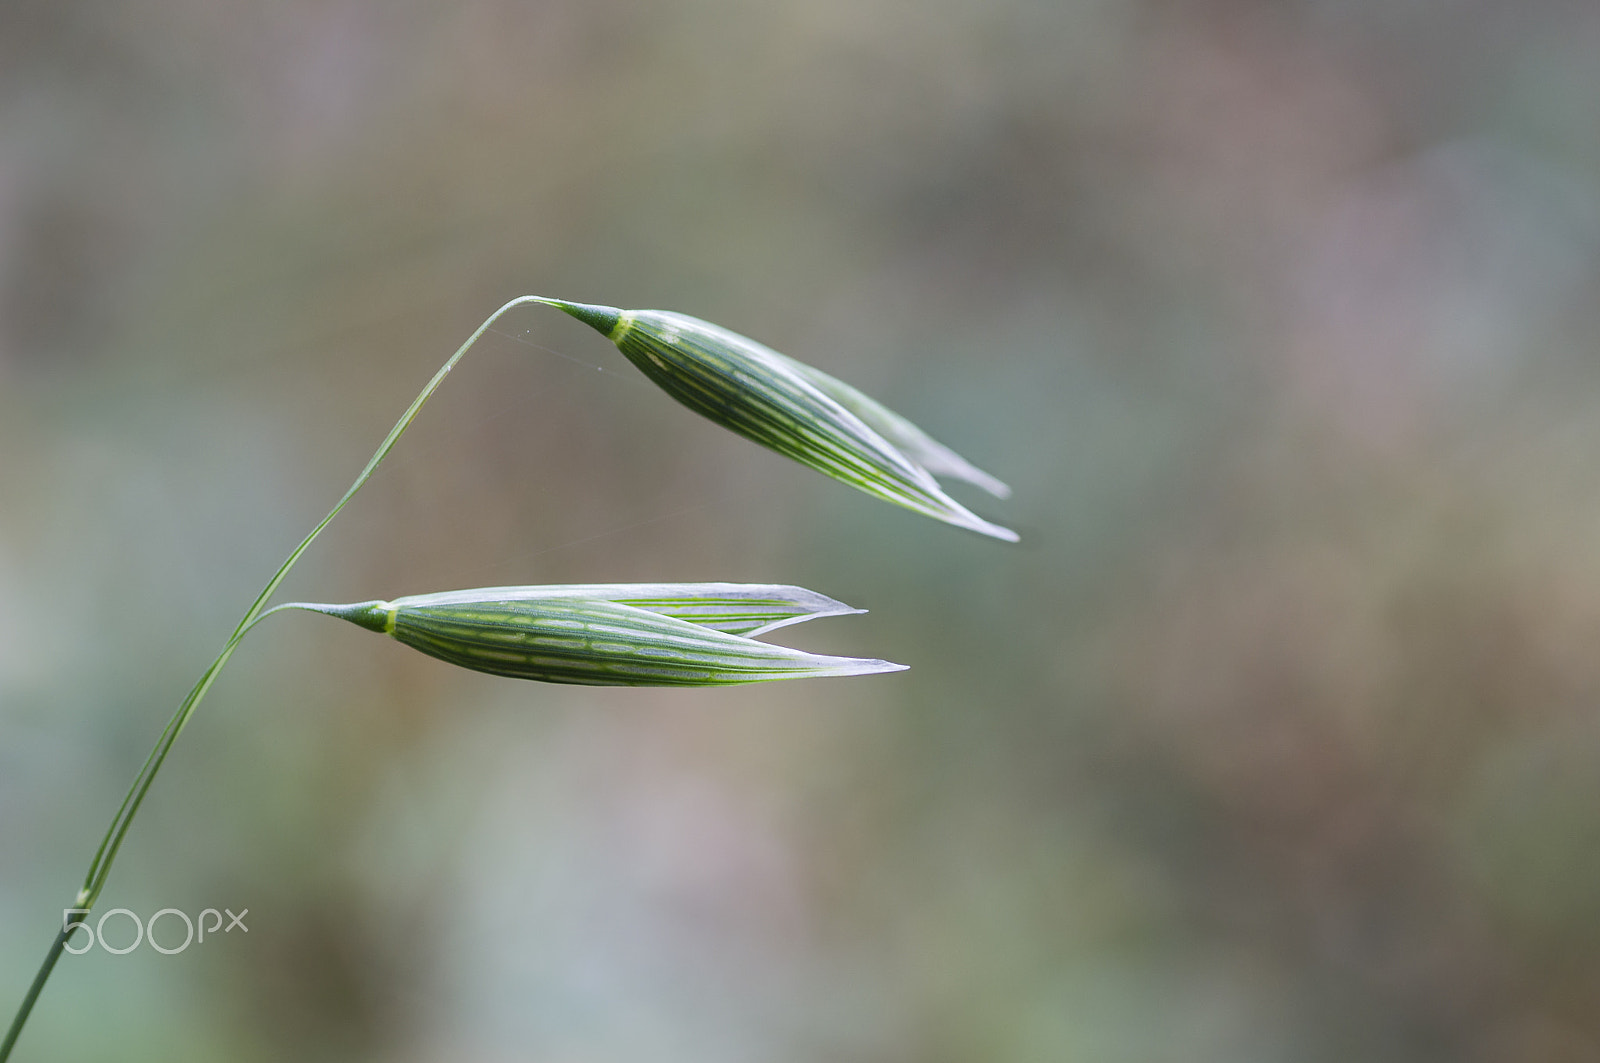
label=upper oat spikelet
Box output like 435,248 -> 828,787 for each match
281,583 -> 905,686
544,300 -> 1018,542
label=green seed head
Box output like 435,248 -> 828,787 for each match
284,583 -> 904,686
548,301 -> 1017,542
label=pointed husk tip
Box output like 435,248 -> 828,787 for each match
802,655 -> 909,678
966,515 -> 1020,543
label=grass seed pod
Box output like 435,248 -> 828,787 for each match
283,584 -> 905,686
549,301 -> 1017,542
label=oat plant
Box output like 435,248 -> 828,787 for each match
1,295 -> 1013,1059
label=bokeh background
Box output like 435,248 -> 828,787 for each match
4,1 -> 1600,1060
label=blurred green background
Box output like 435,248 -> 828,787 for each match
4,1 -> 1600,1060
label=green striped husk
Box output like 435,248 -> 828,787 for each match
765,349 -> 1012,501
287,583 -> 904,686
550,301 -> 1017,542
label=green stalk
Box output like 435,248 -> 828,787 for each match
1,295 -> 566,1061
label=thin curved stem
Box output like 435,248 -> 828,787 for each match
0,926 -> 73,1063
2,294 -> 562,1062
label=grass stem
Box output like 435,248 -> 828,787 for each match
0,295 -> 554,1061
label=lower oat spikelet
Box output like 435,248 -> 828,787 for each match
279,583 -> 906,685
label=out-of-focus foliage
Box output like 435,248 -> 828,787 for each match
3,1 -> 1600,1060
